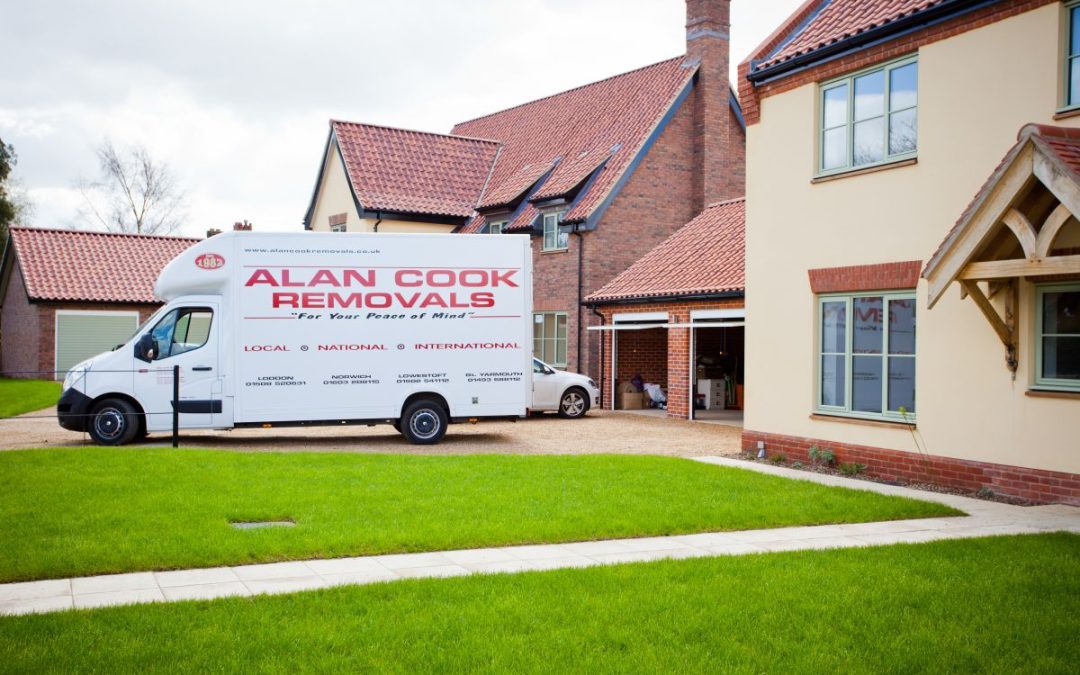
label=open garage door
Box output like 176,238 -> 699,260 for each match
686,309 -> 744,425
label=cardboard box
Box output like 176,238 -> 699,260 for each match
620,392 -> 644,410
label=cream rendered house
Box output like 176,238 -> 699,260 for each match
303,121 -> 500,233
741,0 -> 1079,503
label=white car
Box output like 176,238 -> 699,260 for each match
531,358 -> 600,418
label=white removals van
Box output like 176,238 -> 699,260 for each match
58,231 -> 533,445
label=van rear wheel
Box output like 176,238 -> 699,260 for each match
87,398 -> 140,446
400,399 -> 448,445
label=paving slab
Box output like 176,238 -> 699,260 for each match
73,588 -> 165,610
72,572 -> 158,595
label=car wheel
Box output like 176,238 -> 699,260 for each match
87,398 -> 140,446
557,387 -> 589,419
400,399 -> 448,445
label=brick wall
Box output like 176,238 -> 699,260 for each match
742,429 -> 1080,505
596,296 -> 744,418
614,327 -> 668,395
739,0 -> 1057,126
0,262 -> 42,378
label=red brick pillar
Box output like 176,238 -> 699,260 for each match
667,313 -> 691,419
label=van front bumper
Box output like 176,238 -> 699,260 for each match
57,388 -> 93,432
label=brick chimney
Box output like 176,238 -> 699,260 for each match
685,0 -> 744,208
233,220 -> 253,231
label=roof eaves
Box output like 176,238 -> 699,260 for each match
748,0 -> 993,84
302,125 -> 337,230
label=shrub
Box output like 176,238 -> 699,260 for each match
808,446 -> 836,467
839,462 -> 867,477
768,453 -> 787,465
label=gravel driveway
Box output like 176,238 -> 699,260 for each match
0,407 -> 742,456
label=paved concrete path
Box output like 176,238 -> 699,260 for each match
2,457 -> 1077,616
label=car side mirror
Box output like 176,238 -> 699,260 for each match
136,334 -> 157,362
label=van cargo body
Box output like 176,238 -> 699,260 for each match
57,232 -> 533,444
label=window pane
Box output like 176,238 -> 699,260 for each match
1043,336 -> 1080,380
1042,290 -> 1080,334
1072,8 -> 1080,57
533,338 -> 543,359
822,127 -> 848,171
853,70 -> 885,121
821,355 -> 846,407
533,318 -> 543,341
1072,57 -> 1080,107
889,108 -> 917,156
888,298 -> 916,355
544,315 -> 556,340
888,357 -> 916,413
557,227 -> 569,249
823,85 -> 848,128
556,339 -> 567,366
852,355 -> 883,413
853,118 -> 885,166
853,296 -> 883,354
889,62 -> 918,111
821,301 -> 847,353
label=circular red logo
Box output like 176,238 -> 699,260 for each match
194,253 -> 225,270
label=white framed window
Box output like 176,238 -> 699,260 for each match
533,312 -> 568,366
330,223 -> 347,233
541,212 -> 569,251
819,56 -> 917,175
817,291 -> 916,421
488,221 -> 505,235
1035,282 -> 1080,391
1065,2 -> 1080,108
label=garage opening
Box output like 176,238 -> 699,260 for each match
690,313 -> 744,426
609,313 -> 669,416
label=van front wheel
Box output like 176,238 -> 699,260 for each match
88,398 -> 140,446
400,399 -> 448,445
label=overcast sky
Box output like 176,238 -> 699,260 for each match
1,0 -> 803,237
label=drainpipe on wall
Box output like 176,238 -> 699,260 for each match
574,226 -> 585,373
590,303 -> 606,408
373,211 -> 382,232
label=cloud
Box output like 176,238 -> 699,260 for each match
1,0 -> 804,236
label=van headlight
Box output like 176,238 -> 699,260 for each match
63,368 -> 87,391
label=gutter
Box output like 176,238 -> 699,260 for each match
582,290 -> 744,307
747,0 -> 997,85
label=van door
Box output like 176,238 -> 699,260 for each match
133,303 -> 221,431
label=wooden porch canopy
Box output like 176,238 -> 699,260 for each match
923,124 -> 1080,372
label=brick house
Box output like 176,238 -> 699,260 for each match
740,0 -> 1080,503
585,198 -> 744,421
0,228 -> 197,379
304,0 -> 746,380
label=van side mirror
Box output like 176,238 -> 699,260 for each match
136,334 -> 157,362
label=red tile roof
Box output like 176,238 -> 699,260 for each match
5,227 -> 198,304
757,0 -> 946,70
453,57 -> 698,227
331,121 -> 501,219
476,161 -> 554,210
586,199 -> 745,303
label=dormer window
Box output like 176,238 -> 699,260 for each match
488,221 -> 505,235
542,212 -> 569,251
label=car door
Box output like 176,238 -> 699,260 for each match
133,303 -> 221,431
532,359 -> 560,410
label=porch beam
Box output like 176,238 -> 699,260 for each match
960,280 -> 1012,348
959,254 -> 1080,280
1034,203 -> 1073,258
1002,208 -> 1037,259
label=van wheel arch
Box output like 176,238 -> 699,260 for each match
398,393 -> 451,445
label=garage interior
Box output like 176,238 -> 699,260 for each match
606,311 -> 744,426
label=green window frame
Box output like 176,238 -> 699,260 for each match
818,56 -> 918,176
817,291 -> 917,421
541,212 -> 568,251
1065,2 -> 1080,109
1034,282 -> 1080,391
533,312 -> 568,366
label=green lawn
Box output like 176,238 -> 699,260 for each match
0,377 -> 60,417
0,449 -> 959,582
1,534 -> 1076,673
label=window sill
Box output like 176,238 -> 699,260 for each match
540,248 -> 569,255
1025,388 -> 1080,400
1053,106 -> 1080,121
812,158 -> 917,184
810,413 -> 915,429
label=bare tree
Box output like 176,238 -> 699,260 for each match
76,139 -> 186,235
